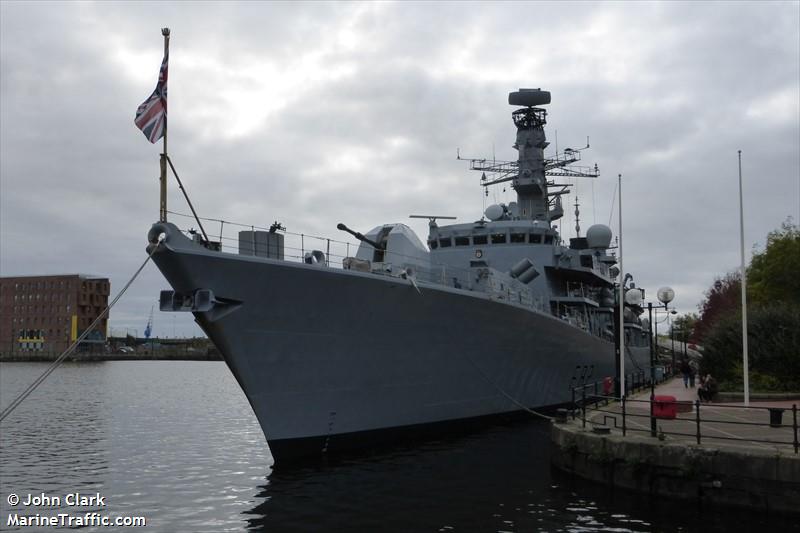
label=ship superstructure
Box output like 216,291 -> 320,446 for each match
148,88 -> 651,463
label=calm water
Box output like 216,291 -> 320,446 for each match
1,361 -> 796,532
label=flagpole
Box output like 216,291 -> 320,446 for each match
159,27 -> 170,223
618,173 -> 625,397
738,150 -> 749,406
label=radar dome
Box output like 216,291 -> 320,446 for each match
624,289 -> 643,306
586,224 -> 613,249
485,204 -> 504,221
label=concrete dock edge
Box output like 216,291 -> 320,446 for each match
550,419 -> 800,515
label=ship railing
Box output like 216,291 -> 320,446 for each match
569,381 -> 799,454
165,211 -> 547,312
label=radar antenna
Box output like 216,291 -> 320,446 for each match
409,214 -> 457,228
459,89 -> 599,223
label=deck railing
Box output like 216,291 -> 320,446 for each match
165,211 -> 548,310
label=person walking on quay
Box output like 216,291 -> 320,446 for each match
689,359 -> 698,388
680,359 -> 691,388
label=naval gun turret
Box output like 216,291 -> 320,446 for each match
337,222 -> 385,250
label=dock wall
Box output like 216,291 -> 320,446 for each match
550,421 -> 800,515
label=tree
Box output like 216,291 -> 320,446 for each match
693,272 -> 741,343
701,304 -> 800,391
692,219 -> 800,391
748,218 -> 800,306
670,313 -> 698,344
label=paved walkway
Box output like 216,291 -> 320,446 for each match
583,377 -> 799,455
640,376 -> 798,408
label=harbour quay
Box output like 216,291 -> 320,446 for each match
550,377 -> 800,515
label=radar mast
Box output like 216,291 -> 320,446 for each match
459,88 -> 599,226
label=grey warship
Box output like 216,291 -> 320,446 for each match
147,88 -> 651,463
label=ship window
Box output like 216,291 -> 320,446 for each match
580,256 -> 593,268
429,240 -> 438,250
473,234 -> 488,245
455,236 -> 470,246
510,233 -> 526,243
491,233 -> 507,244
544,234 -> 554,244
439,237 -> 452,248
530,233 -> 542,244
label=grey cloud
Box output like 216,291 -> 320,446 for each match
1,1 -> 798,336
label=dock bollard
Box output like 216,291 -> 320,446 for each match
768,408 -> 785,428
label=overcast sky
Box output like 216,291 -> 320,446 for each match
1,1 -> 798,338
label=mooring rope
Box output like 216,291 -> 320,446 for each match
0,239 -> 162,423
461,352 -> 553,421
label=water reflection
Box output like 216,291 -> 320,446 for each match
245,421 -> 656,532
0,362 -> 110,523
2,362 -> 798,533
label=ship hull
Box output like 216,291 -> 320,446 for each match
149,224 -> 649,464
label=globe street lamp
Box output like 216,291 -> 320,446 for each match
646,286 -> 675,437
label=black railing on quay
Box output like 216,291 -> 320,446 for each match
570,370 -> 649,411
569,389 -> 799,454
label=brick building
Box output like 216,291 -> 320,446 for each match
0,274 -> 110,355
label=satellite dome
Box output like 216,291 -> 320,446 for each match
586,224 -> 613,249
485,204 -> 505,221
624,289 -> 643,306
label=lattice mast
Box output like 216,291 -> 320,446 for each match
460,88 -> 599,226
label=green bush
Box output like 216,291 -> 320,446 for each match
700,304 -> 800,392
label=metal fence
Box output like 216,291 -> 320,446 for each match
569,381 -> 799,454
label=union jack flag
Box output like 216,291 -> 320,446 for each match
134,49 -> 168,143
